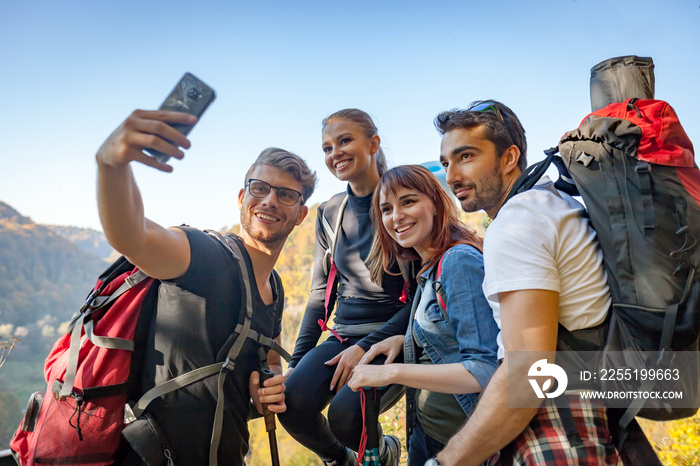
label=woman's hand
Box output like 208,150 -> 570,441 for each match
347,364 -> 396,392
357,335 -> 404,366
324,344 -> 366,392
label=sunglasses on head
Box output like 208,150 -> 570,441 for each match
467,101 -> 505,122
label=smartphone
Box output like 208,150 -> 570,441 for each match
145,72 -> 217,163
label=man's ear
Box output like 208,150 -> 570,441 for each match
295,205 -> 309,226
501,145 -> 521,176
238,188 -> 245,209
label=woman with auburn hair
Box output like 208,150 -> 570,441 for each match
278,109 -> 413,466
349,164 -> 499,466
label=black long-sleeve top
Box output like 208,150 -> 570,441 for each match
289,187 -> 413,368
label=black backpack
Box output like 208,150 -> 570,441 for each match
509,98 -> 700,429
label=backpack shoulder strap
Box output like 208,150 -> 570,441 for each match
60,260 -> 153,398
211,231 -> 292,361
131,231 -> 255,413
321,193 -> 349,271
318,194 -> 350,342
434,254 -> 448,312
504,150 -> 578,208
271,268 -> 284,309
208,231 -> 257,359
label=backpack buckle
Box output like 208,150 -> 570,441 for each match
222,357 -> 236,372
657,348 -> 675,368
123,403 -> 137,424
635,161 -> 651,174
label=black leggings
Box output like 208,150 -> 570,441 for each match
278,336 -> 404,460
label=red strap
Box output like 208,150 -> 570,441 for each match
399,280 -> 410,303
436,254 -> 447,311
357,389 -> 368,466
357,388 -> 379,466
319,259 -> 347,342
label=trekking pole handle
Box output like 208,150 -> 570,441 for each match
259,366 -> 277,432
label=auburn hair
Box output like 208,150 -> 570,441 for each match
367,164 -> 482,284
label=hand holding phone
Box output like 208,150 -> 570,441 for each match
145,72 -> 216,163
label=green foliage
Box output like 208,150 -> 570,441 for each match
0,388 -> 22,449
0,209 -> 106,327
380,398 -> 408,463
0,355 -> 46,405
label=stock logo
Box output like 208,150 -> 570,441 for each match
528,359 -> 568,399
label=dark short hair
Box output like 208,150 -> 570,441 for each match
434,100 -> 528,170
245,147 -> 317,204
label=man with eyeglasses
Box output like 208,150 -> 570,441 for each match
427,101 -> 617,465
95,109 -> 316,465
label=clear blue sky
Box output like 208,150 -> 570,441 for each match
2,0 -> 699,232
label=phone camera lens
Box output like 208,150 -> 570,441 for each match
187,88 -> 202,101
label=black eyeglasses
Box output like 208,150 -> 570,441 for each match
245,179 -> 304,206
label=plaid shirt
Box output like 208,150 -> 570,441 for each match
485,397 -> 621,465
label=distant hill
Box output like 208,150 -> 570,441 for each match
45,225 -> 117,262
0,202 -> 31,225
0,201 -> 107,329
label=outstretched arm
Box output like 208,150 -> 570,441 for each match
349,361 -> 482,394
96,109 -> 196,279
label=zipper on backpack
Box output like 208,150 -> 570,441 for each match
612,303 -> 665,313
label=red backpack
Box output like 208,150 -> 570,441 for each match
10,256 -> 154,466
10,231 -> 289,466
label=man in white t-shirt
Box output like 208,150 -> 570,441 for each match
427,101 -> 618,466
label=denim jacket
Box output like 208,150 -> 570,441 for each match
404,244 -> 499,425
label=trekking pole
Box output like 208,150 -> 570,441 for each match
359,387 -> 381,466
258,348 -> 281,466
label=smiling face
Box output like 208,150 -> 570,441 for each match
379,185 -> 436,261
322,119 -> 380,190
238,164 -> 308,248
439,126 -> 507,218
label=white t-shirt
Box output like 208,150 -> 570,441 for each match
483,177 -> 611,358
